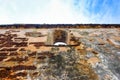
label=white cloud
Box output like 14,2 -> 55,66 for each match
0,0 -> 119,24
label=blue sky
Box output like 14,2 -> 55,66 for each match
0,0 -> 120,24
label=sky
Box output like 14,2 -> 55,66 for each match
0,0 -> 120,24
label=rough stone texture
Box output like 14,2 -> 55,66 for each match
0,28 -> 120,80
